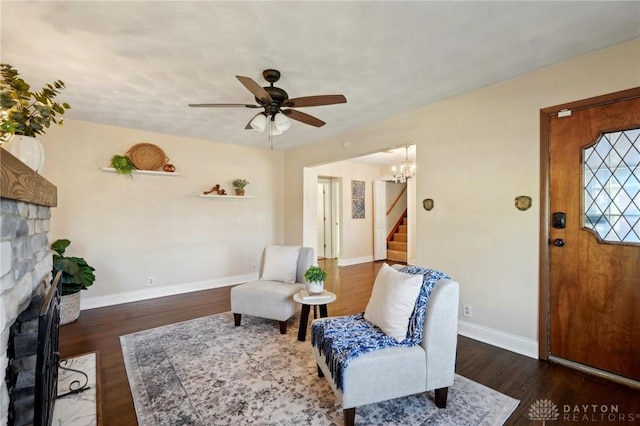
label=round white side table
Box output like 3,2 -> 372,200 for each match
293,291 -> 336,342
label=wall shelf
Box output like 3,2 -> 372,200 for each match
199,194 -> 253,199
101,167 -> 180,176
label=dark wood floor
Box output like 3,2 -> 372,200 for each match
60,259 -> 640,426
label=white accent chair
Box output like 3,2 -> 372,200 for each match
311,267 -> 459,426
231,246 -> 314,334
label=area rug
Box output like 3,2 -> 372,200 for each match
120,312 -> 519,426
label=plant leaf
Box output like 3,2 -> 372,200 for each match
51,238 -> 71,255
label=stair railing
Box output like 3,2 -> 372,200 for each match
386,186 -> 407,215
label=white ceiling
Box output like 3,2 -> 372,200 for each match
1,1 -> 639,153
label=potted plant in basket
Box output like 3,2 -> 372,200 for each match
0,63 -> 71,172
51,239 -> 96,325
232,178 -> 249,196
304,265 -> 327,295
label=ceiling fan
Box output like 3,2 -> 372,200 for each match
188,69 -> 347,135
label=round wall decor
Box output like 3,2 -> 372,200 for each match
127,143 -> 168,170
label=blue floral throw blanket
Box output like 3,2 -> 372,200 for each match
311,266 -> 450,391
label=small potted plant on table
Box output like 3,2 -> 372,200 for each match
304,265 -> 327,295
51,239 -> 96,325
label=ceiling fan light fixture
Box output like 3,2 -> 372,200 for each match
273,112 -> 291,132
250,113 -> 268,132
270,120 -> 283,136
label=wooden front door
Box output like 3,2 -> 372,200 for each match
546,91 -> 640,381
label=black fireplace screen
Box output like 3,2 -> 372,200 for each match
6,272 -> 61,426
34,273 -> 61,426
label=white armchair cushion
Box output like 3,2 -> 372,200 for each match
364,263 -> 423,341
260,245 -> 301,283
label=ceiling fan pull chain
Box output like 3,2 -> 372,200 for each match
269,125 -> 273,150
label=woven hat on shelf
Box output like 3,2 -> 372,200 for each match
126,143 -> 168,170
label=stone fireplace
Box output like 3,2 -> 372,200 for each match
1,148 -> 57,425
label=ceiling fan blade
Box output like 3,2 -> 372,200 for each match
282,95 -> 346,108
282,109 -> 326,127
188,103 -> 261,108
236,76 -> 273,104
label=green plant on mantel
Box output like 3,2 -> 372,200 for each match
110,154 -> 136,177
232,178 -> 250,189
0,63 -> 71,138
51,239 -> 96,296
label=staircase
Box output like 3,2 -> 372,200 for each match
387,217 -> 408,262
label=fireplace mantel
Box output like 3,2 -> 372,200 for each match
1,147 -> 57,206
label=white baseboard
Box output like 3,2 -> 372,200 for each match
80,273 -> 258,310
458,319 -> 538,359
337,255 -> 374,266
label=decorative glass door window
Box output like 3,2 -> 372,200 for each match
583,128 -> 640,243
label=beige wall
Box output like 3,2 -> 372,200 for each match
40,120 -> 285,308
284,39 -> 640,355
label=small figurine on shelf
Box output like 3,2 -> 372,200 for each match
203,184 -> 227,195
204,184 -> 220,195
163,163 -> 176,173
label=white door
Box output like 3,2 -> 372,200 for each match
373,179 -> 387,260
330,179 -> 340,259
316,182 -> 327,257
317,180 -> 334,258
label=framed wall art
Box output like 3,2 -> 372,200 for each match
351,180 -> 365,219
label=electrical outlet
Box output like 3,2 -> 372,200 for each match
251,264 -> 257,271
463,303 -> 472,318
148,276 -> 155,286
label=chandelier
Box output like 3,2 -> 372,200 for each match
392,146 -> 415,183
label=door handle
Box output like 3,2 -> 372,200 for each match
553,238 -> 565,247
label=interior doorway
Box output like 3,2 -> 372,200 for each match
317,177 -> 339,259
303,146 -> 416,265
373,179 -> 414,263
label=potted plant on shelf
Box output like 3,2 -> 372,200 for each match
0,63 -> 71,172
110,154 -> 136,177
51,239 -> 96,325
232,178 -> 250,196
304,265 -> 327,295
